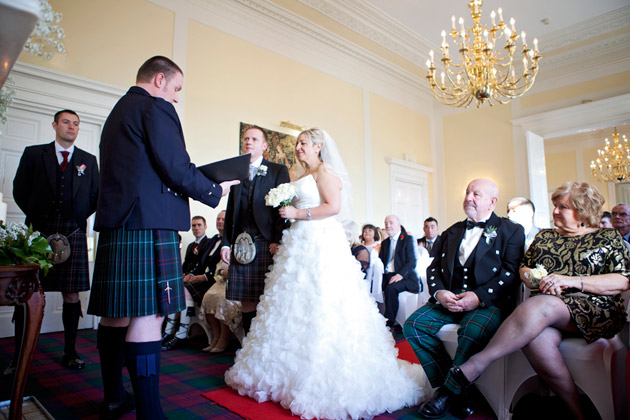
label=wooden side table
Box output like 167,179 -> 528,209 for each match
0,265 -> 45,420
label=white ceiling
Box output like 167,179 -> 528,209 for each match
365,0 -> 629,45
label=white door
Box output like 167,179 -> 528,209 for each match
0,107 -> 100,337
388,158 -> 431,240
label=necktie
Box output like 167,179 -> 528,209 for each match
466,220 -> 486,230
426,240 -> 432,254
249,165 -> 257,180
387,239 -> 396,271
60,151 -> 69,171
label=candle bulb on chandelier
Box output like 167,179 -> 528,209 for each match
451,15 -> 456,31
510,18 -> 516,32
429,49 -> 434,65
441,30 -> 447,46
483,29 -> 489,44
426,59 -> 431,69
491,10 -> 496,26
533,38 -> 539,52
441,72 -> 445,87
521,31 -> 527,46
459,17 -> 465,36
523,57 -> 528,71
498,8 -> 503,22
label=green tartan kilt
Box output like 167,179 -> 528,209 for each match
87,227 -> 185,318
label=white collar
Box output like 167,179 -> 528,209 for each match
55,141 -> 75,155
250,156 -> 263,168
389,231 -> 401,242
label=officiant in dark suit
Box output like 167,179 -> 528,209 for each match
378,214 -> 419,329
12,109 -> 98,372
403,178 -> 524,419
221,126 -> 290,334
86,56 -> 238,420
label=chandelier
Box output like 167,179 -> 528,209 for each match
426,0 -> 541,108
590,128 -> 630,183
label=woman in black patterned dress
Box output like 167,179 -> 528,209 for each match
449,182 -> 630,420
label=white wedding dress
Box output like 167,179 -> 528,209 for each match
225,175 -> 428,420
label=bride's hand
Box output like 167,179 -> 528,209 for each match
279,205 -> 298,219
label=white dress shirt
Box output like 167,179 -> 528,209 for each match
249,156 -> 264,180
458,217 -> 490,265
386,231 -> 401,273
55,141 -> 75,165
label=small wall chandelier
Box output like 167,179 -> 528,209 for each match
590,128 -> 630,183
426,0 -> 541,108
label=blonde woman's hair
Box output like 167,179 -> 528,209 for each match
551,182 -> 605,227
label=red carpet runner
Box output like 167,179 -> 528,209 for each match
202,342 -> 420,420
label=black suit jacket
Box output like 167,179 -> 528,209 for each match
379,232 -> 419,287
13,142 -> 99,232
95,86 -> 222,231
189,233 -> 223,280
427,212 -> 525,309
222,159 -> 290,247
418,234 -> 442,258
183,236 -> 209,274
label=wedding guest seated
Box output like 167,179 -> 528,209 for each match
599,211 -> 613,228
379,214 -> 419,330
507,197 -> 540,251
404,178 -> 524,419
361,223 -> 381,254
346,221 -> 370,275
201,260 -> 242,352
417,217 -> 441,258
451,181 -> 630,420
612,204 -> 630,250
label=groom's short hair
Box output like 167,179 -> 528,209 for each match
246,125 -> 268,144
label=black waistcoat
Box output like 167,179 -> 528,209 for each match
235,177 -> 259,235
451,245 -> 477,292
55,158 -> 74,220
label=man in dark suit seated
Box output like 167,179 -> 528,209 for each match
379,214 -> 419,330
418,216 -> 442,258
12,109 -> 99,372
403,178 -> 524,419
162,214 -> 224,350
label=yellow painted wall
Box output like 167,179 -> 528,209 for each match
369,94 -> 431,226
184,20 -> 367,224
582,147 -> 611,210
18,0 -> 174,88
521,72 -> 630,109
545,151 -> 577,191
441,105 -> 516,226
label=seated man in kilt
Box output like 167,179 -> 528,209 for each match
12,109 -> 99,371
87,56 -> 237,420
220,126 -> 290,334
162,212 -> 225,350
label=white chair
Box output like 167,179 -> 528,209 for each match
394,254 -> 431,326
505,335 -> 627,420
187,304 -> 213,345
436,324 -> 508,420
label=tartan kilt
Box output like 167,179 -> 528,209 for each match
87,227 -> 185,318
38,218 -> 90,293
226,234 -> 273,302
185,280 -> 212,306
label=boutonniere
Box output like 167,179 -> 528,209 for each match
76,164 -> 87,177
483,225 -> 497,245
399,234 -> 405,240
256,165 -> 268,177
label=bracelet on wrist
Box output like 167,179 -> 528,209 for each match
306,208 -> 311,220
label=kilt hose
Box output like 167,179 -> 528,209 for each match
403,302 -> 508,393
38,218 -> 90,293
225,234 -> 272,303
88,227 -> 185,318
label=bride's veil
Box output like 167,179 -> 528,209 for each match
319,130 -> 354,223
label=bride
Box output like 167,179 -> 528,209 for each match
225,128 -> 428,420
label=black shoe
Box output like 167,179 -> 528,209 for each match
451,388 -> 477,419
99,391 -> 135,420
61,353 -> 86,370
418,386 -> 455,419
449,365 -> 473,391
161,336 -> 186,351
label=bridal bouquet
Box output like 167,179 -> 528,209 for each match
529,264 -> 548,287
265,183 -> 297,208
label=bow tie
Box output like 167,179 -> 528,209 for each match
466,220 -> 486,230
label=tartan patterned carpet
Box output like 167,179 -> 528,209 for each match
0,329 -> 497,420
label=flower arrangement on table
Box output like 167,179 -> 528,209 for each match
0,222 -> 53,274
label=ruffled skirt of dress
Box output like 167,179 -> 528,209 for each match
225,218 -> 428,420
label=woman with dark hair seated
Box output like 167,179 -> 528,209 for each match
361,223 -> 381,254
448,181 -> 630,420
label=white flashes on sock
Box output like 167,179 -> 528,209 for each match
175,302 -> 195,339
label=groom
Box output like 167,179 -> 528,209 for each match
221,126 -> 290,334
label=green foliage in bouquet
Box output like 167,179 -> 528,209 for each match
0,222 -> 53,275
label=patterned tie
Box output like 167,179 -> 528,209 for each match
249,165 -> 257,181
426,240 -> 432,254
60,151 -> 69,171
